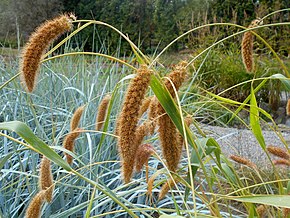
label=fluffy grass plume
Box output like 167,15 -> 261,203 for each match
39,156 -> 54,203
157,61 -> 188,172
25,190 -> 46,218
117,65 -> 152,183
20,14 -> 74,92
135,121 -> 151,148
135,143 -> 154,172
241,18 -> 262,73
148,96 -> 158,134
70,105 -> 85,131
256,205 -> 267,217
287,99 -> 290,116
63,128 -> 81,165
272,159 -> 290,166
139,96 -> 152,117
230,155 -> 257,169
96,95 -> 111,131
267,145 -> 290,160
159,179 -> 176,200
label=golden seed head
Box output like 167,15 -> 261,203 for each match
241,19 -> 261,73
267,146 -> 290,160
39,157 -> 54,203
135,143 -> 154,172
20,14 -> 74,92
63,128 -> 81,165
25,190 -> 46,218
70,105 -> 85,131
286,99 -> 290,116
230,155 -> 257,168
272,159 -> 290,166
96,95 -> 111,131
117,65 -> 152,183
158,179 -> 176,200
139,96 -> 153,117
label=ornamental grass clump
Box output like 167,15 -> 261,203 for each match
20,14 -> 74,92
39,156 -> 54,203
241,18 -> 262,73
117,65 -> 152,183
96,95 -> 111,131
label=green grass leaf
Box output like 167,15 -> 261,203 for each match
231,195 -> 290,208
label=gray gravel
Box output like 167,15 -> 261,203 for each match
200,124 -> 290,167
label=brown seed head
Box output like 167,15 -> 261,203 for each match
286,99 -> 290,116
135,143 -> 155,172
63,128 -> 81,165
70,105 -> 85,131
139,96 -> 153,117
272,159 -> 290,166
158,179 -> 176,200
241,19 -> 261,73
230,155 -> 257,168
117,65 -> 152,183
96,95 -> 111,131
267,146 -> 290,160
39,157 -> 54,203
148,96 -> 158,134
25,190 -> 46,218
20,14 -> 74,92
256,204 -> 267,218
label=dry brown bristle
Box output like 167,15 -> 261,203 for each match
148,96 -> 158,135
256,204 -> 266,217
230,155 -> 257,168
20,14 -> 73,92
117,65 -> 152,183
63,128 -> 81,165
241,19 -> 261,73
157,61 -> 188,172
158,179 -> 176,200
135,143 -> 154,172
135,121 -> 151,148
273,159 -> 290,166
267,146 -> 290,160
70,105 -> 85,131
25,190 -> 46,218
39,157 -> 54,203
139,96 -> 152,117
96,95 -> 111,131
286,99 -> 290,116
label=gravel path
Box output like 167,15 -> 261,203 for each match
199,125 -> 290,167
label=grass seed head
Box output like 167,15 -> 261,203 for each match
20,14 -> 74,92
267,145 -> 290,160
63,128 -> 81,165
139,96 -> 153,117
158,179 -> 176,200
25,190 -> 46,218
241,18 -> 261,73
256,205 -> 267,217
135,143 -> 154,172
230,155 -> 257,168
272,159 -> 290,166
117,65 -> 152,183
70,105 -> 85,131
96,95 -> 111,131
39,157 -> 54,203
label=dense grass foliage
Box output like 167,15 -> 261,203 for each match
1,11 -> 290,218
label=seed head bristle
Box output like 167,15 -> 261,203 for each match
283,208 -> 290,218
20,14 -> 74,92
148,96 -> 158,134
39,157 -> 54,203
273,159 -> 290,166
96,95 -> 111,131
158,179 -> 176,200
147,173 -> 159,196
135,121 -> 151,148
25,190 -> 46,218
286,99 -> 290,116
139,96 -> 153,117
267,146 -> 290,160
241,19 -> 261,73
230,155 -> 257,168
70,105 -> 85,131
63,128 -> 81,165
256,205 -> 266,217
157,61 -> 188,172
117,65 -> 152,183
135,143 -> 154,172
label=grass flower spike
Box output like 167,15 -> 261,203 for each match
39,156 -> 54,202
241,18 -> 262,73
135,143 -> 154,172
20,14 -> 74,92
25,190 -> 46,218
63,128 -> 81,165
70,105 -> 85,131
117,65 -> 152,183
267,146 -> 290,160
96,95 -> 111,131
230,155 -> 257,169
